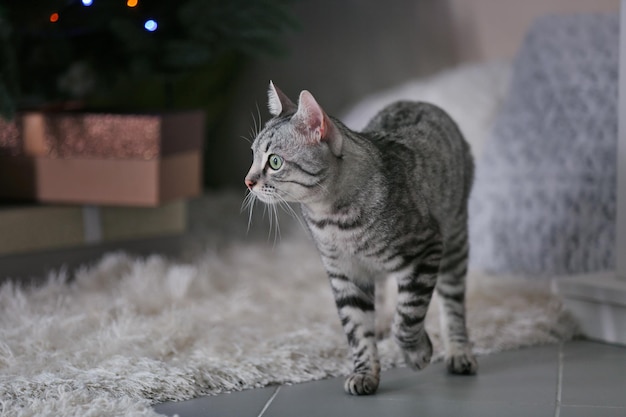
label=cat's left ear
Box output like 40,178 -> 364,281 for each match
294,90 -> 342,157
268,81 -> 297,117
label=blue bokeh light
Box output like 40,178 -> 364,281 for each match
144,19 -> 158,32
82,0 -> 93,6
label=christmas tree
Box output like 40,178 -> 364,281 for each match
0,0 -> 298,119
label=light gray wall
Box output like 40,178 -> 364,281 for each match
208,0 -> 459,189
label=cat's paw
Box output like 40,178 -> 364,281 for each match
344,372 -> 380,395
446,345 -> 478,375
400,331 -> 433,371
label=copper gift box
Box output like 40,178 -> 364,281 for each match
0,111 -> 204,206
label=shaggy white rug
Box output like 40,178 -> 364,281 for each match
0,236 -> 579,417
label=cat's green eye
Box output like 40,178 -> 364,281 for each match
268,154 -> 283,170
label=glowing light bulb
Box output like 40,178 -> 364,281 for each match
144,19 -> 157,32
50,12 -> 59,23
127,0 -> 138,7
82,0 -> 93,6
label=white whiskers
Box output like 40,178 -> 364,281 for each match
242,189 -> 307,246
241,104 -> 264,145
241,190 -> 258,234
274,188 -> 309,233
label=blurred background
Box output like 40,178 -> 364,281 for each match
0,0 -> 621,282
2,5 -> 625,414
1,0 -> 619,189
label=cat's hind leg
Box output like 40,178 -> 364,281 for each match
391,238 -> 443,371
436,221 -> 478,375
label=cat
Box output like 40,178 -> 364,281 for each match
244,81 -> 478,395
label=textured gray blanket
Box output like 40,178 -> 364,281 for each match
469,14 -> 619,276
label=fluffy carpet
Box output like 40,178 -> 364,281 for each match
0,234 -> 579,416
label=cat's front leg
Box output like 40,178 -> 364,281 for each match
391,239 -> 442,370
328,270 -> 380,395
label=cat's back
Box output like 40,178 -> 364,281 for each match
360,100 -> 473,226
362,100 -> 470,167
363,101 -> 456,144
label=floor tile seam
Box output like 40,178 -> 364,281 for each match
257,386 -> 281,417
559,404 -> 626,410
554,342 -> 564,417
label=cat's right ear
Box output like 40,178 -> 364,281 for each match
268,81 -> 297,117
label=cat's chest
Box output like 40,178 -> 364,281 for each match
306,220 -> 394,281
303,209 -> 387,261
308,222 -> 362,251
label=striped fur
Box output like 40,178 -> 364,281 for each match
245,85 -> 477,395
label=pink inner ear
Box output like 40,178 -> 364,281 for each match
295,90 -> 342,156
297,90 -> 327,141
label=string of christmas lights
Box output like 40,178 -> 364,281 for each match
48,0 -> 156,32
1,0 -> 298,118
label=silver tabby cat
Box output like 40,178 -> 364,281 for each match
245,82 -> 478,395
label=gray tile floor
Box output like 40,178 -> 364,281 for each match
154,340 -> 626,417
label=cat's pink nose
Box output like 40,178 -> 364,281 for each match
245,178 -> 256,190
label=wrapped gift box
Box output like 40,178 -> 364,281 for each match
0,152 -> 202,206
0,200 -> 187,256
0,111 -> 204,206
2,110 -> 205,159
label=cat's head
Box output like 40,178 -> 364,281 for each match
244,82 -> 343,205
